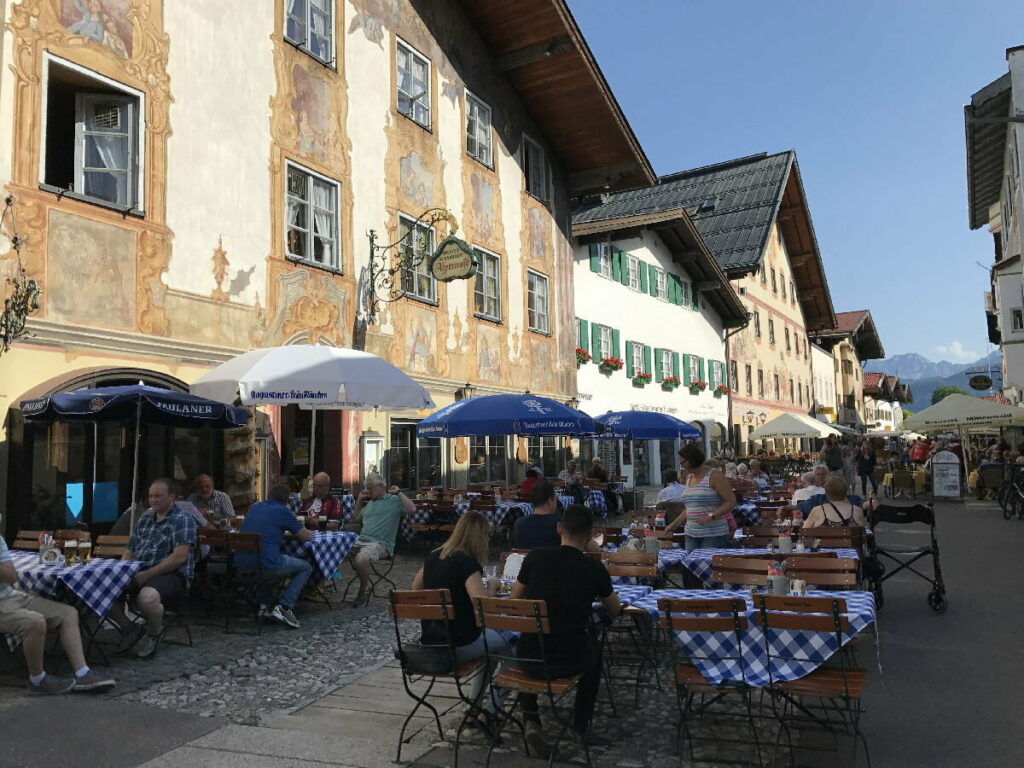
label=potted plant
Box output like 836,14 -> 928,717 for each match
662,375 -> 681,390
575,347 -> 592,365
598,356 -> 624,372
688,378 -> 708,393
632,372 -> 653,386
714,384 -> 731,397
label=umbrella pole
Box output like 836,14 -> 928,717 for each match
130,396 -> 142,531
309,407 -> 317,478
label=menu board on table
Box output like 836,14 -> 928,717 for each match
932,451 -> 961,498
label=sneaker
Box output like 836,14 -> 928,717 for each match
270,604 -> 300,629
28,675 -> 75,695
257,605 -> 272,622
524,720 -> 550,759
135,629 -> 163,660
72,672 -> 116,693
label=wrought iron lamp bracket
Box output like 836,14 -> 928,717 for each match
0,195 -> 40,356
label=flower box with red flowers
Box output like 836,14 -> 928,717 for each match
714,384 -> 731,396
575,347 -> 592,365
632,372 -> 653,385
598,357 -> 624,372
688,379 -> 708,392
661,376 -> 681,390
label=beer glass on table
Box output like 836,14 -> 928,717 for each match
63,539 -> 79,565
78,539 -> 92,564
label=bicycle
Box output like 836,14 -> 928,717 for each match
998,467 -> 1024,520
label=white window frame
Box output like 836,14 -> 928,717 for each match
284,0 -> 334,65
598,325 -> 612,360
396,38 -> 431,129
285,160 -> 341,271
42,54 -> 146,212
681,278 -> 692,307
1013,308 -> 1024,331
626,255 -> 641,291
597,243 -> 612,278
660,348 -> 673,379
465,90 -> 493,167
399,213 -> 436,303
654,267 -> 668,300
523,134 -> 547,202
527,270 -> 549,334
473,246 -> 502,321
631,343 -> 645,375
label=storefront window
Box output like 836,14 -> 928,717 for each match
527,436 -> 558,478
468,435 -> 508,484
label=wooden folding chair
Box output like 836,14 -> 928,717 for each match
739,526 -> 781,548
13,530 -> 52,551
710,555 -> 771,588
93,535 -> 130,558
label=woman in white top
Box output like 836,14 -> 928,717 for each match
656,469 -> 686,503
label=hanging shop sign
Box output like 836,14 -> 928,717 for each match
429,236 -> 477,282
969,374 -> 993,391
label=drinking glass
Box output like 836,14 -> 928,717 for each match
593,531 -> 605,548
484,564 -> 498,581
63,539 -> 79,565
78,540 -> 92,564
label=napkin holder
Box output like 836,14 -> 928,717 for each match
39,546 -> 61,565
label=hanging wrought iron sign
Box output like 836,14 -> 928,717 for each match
969,374 -> 993,391
429,235 -> 476,282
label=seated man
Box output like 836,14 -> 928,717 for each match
797,472 -> 867,518
300,472 -> 344,522
348,474 -> 415,605
557,460 -> 585,504
237,483 -> 314,629
791,471 -> 824,505
110,478 -> 196,659
0,536 -> 115,694
510,505 -> 621,756
513,481 -> 561,550
187,474 -> 235,525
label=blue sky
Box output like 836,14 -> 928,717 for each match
567,0 -> 1024,362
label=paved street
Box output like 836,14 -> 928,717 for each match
1,499 -> 1022,767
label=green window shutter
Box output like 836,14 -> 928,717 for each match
692,285 -> 700,310
589,244 -> 600,273
698,357 -> 706,383
611,249 -> 622,282
670,274 -> 682,304
648,264 -> 659,296
682,354 -> 692,383
591,324 -> 602,363
638,262 -> 648,293
625,341 -> 634,377
643,345 -> 652,377
611,328 -> 621,360
577,319 -> 589,353
672,352 -> 680,379
708,360 -> 717,389
655,348 -> 664,382
619,252 -> 631,286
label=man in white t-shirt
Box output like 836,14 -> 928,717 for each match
791,472 -> 824,505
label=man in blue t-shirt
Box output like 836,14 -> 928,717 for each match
238,484 -> 314,628
514,480 -> 561,549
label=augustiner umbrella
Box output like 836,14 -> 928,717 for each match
416,394 -> 601,438
749,412 -> 841,440
902,393 -> 1024,432
592,410 -> 702,440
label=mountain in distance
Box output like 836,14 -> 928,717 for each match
865,350 -> 1002,412
864,350 -> 1000,380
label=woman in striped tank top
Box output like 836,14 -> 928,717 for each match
666,443 -> 737,552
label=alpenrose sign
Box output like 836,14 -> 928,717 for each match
429,235 -> 477,282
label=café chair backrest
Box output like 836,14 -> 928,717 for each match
226,531 -> 262,553
54,529 -> 91,542
473,596 -> 550,634
753,594 -> 850,633
658,596 -> 749,633
14,529 -> 52,550
799,526 -> 864,549
607,562 -> 658,580
197,529 -> 228,549
387,588 -> 453,621
711,555 -> 772,587
605,551 -> 656,566
787,570 -> 859,590
785,555 -> 856,572
94,534 -> 130,558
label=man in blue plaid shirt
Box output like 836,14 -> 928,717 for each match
110,478 -> 196,659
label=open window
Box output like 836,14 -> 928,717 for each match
43,57 -> 143,212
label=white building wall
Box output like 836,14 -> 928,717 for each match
573,231 -> 728,483
163,1 -> 276,304
810,343 -> 836,421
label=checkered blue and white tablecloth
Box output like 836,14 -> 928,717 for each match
631,588 -> 876,687
610,583 -> 653,605
8,550 -> 143,618
662,547 -> 860,587
733,504 -> 760,526
281,531 -> 357,582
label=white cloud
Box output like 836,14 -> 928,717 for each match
936,341 -> 979,363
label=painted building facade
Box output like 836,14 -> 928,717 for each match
813,310 -> 885,430
0,0 -> 653,532
569,203 -> 747,484
810,342 -> 837,425
966,46 -> 1024,402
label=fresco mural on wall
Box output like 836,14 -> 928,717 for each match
399,151 -> 433,209
404,309 -> 437,375
528,207 -> 550,262
470,174 -> 496,242
476,323 -> 502,384
292,64 -> 331,162
60,0 -> 132,58
266,269 -> 348,346
47,210 -> 135,330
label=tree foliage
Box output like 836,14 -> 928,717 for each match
931,385 -> 968,405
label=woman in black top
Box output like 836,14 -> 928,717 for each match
855,440 -> 878,496
411,511 -> 509,724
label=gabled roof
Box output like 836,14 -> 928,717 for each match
570,205 -> 749,327
965,72 -> 1011,230
457,0 -> 654,194
573,150 -> 836,330
816,310 -> 885,360
983,392 -> 1012,405
863,372 -> 884,389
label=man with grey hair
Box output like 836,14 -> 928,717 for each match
791,471 -> 824,505
811,463 -> 829,489
187,474 -> 234,524
348,474 -> 416,605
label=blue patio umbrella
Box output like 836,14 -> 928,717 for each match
416,394 -> 602,438
592,410 -> 703,440
23,385 -> 248,528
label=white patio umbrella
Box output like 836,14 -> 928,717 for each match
191,346 -> 435,473
902,393 -> 1024,432
749,412 -> 841,440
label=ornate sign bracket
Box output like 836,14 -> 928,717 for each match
0,195 -> 41,356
